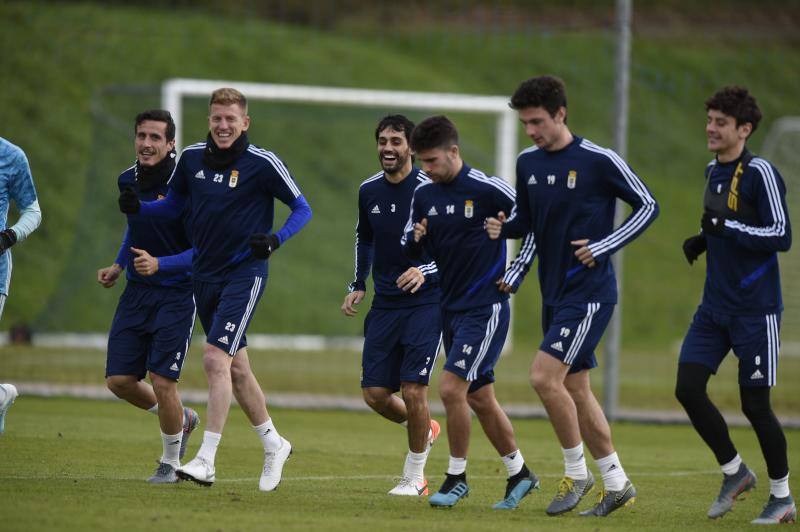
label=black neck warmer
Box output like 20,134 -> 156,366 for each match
136,150 -> 177,191
203,132 -> 249,170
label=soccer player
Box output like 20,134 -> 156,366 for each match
119,88 -> 312,491
486,75 -> 658,517
0,137 -> 42,434
676,86 -> 795,525
403,115 -> 538,510
342,115 -> 442,496
98,110 -> 200,483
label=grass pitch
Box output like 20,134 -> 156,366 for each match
1,397 -> 797,531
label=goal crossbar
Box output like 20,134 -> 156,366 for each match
162,78 -> 518,184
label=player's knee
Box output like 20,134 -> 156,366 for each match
203,350 -> 229,378
740,387 -> 772,421
529,369 -> 555,396
400,383 -> 426,406
229,363 -> 251,387
362,387 -> 391,411
438,382 -> 463,405
466,391 -> 489,413
675,378 -> 704,409
106,375 -> 135,397
150,373 -> 177,398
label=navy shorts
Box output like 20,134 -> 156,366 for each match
540,302 -> 614,373
442,300 -> 509,394
106,283 -> 196,380
680,306 -> 780,387
361,303 -> 442,391
194,276 -> 265,356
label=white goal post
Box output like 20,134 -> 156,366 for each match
161,78 -> 521,350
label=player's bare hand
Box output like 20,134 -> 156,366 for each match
485,211 -> 506,240
571,239 -> 596,268
413,218 -> 428,243
131,247 -> 159,276
341,290 -> 366,316
396,267 -> 425,294
496,277 -> 514,294
97,264 -> 122,288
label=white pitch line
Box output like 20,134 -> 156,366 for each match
0,470 -> 722,482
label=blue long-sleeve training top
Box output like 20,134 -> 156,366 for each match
501,136 -> 659,306
116,165 -> 192,289
350,168 -> 440,309
403,163 -> 515,312
137,141 -> 312,282
701,152 -> 791,315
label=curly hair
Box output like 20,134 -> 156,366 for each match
509,75 -> 567,119
410,115 -> 458,152
705,86 -> 762,135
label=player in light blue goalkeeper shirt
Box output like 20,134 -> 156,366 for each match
0,137 -> 41,319
0,137 -> 42,435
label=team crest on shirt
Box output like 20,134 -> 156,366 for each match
464,200 -> 474,218
567,170 -> 577,189
229,170 -> 239,188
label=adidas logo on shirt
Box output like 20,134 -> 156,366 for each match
218,335 -> 229,345
550,341 -> 564,352
454,359 -> 467,370
419,367 -> 428,376
751,369 -> 764,380
195,170 -> 205,179
528,174 -> 537,185
170,363 -> 179,371
371,205 -> 381,214
428,206 -> 438,216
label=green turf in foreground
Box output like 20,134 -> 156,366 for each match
0,398 -> 797,531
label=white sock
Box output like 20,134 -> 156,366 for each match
502,449 -> 524,477
563,443 -> 588,480
160,431 -> 182,467
253,418 -> 282,452
770,474 -> 791,498
197,431 -> 222,463
147,404 -> 159,415
404,449 -> 427,482
596,452 -> 628,492
721,454 -> 742,476
447,456 -> 467,476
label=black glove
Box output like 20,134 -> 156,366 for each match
118,186 -> 140,214
0,228 -> 17,253
250,233 -> 280,260
682,234 -> 706,265
701,211 -> 726,237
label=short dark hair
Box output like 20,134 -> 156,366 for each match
410,115 -> 458,152
135,109 -> 176,142
375,114 -> 415,143
705,86 -> 762,135
509,75 -> 568,119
